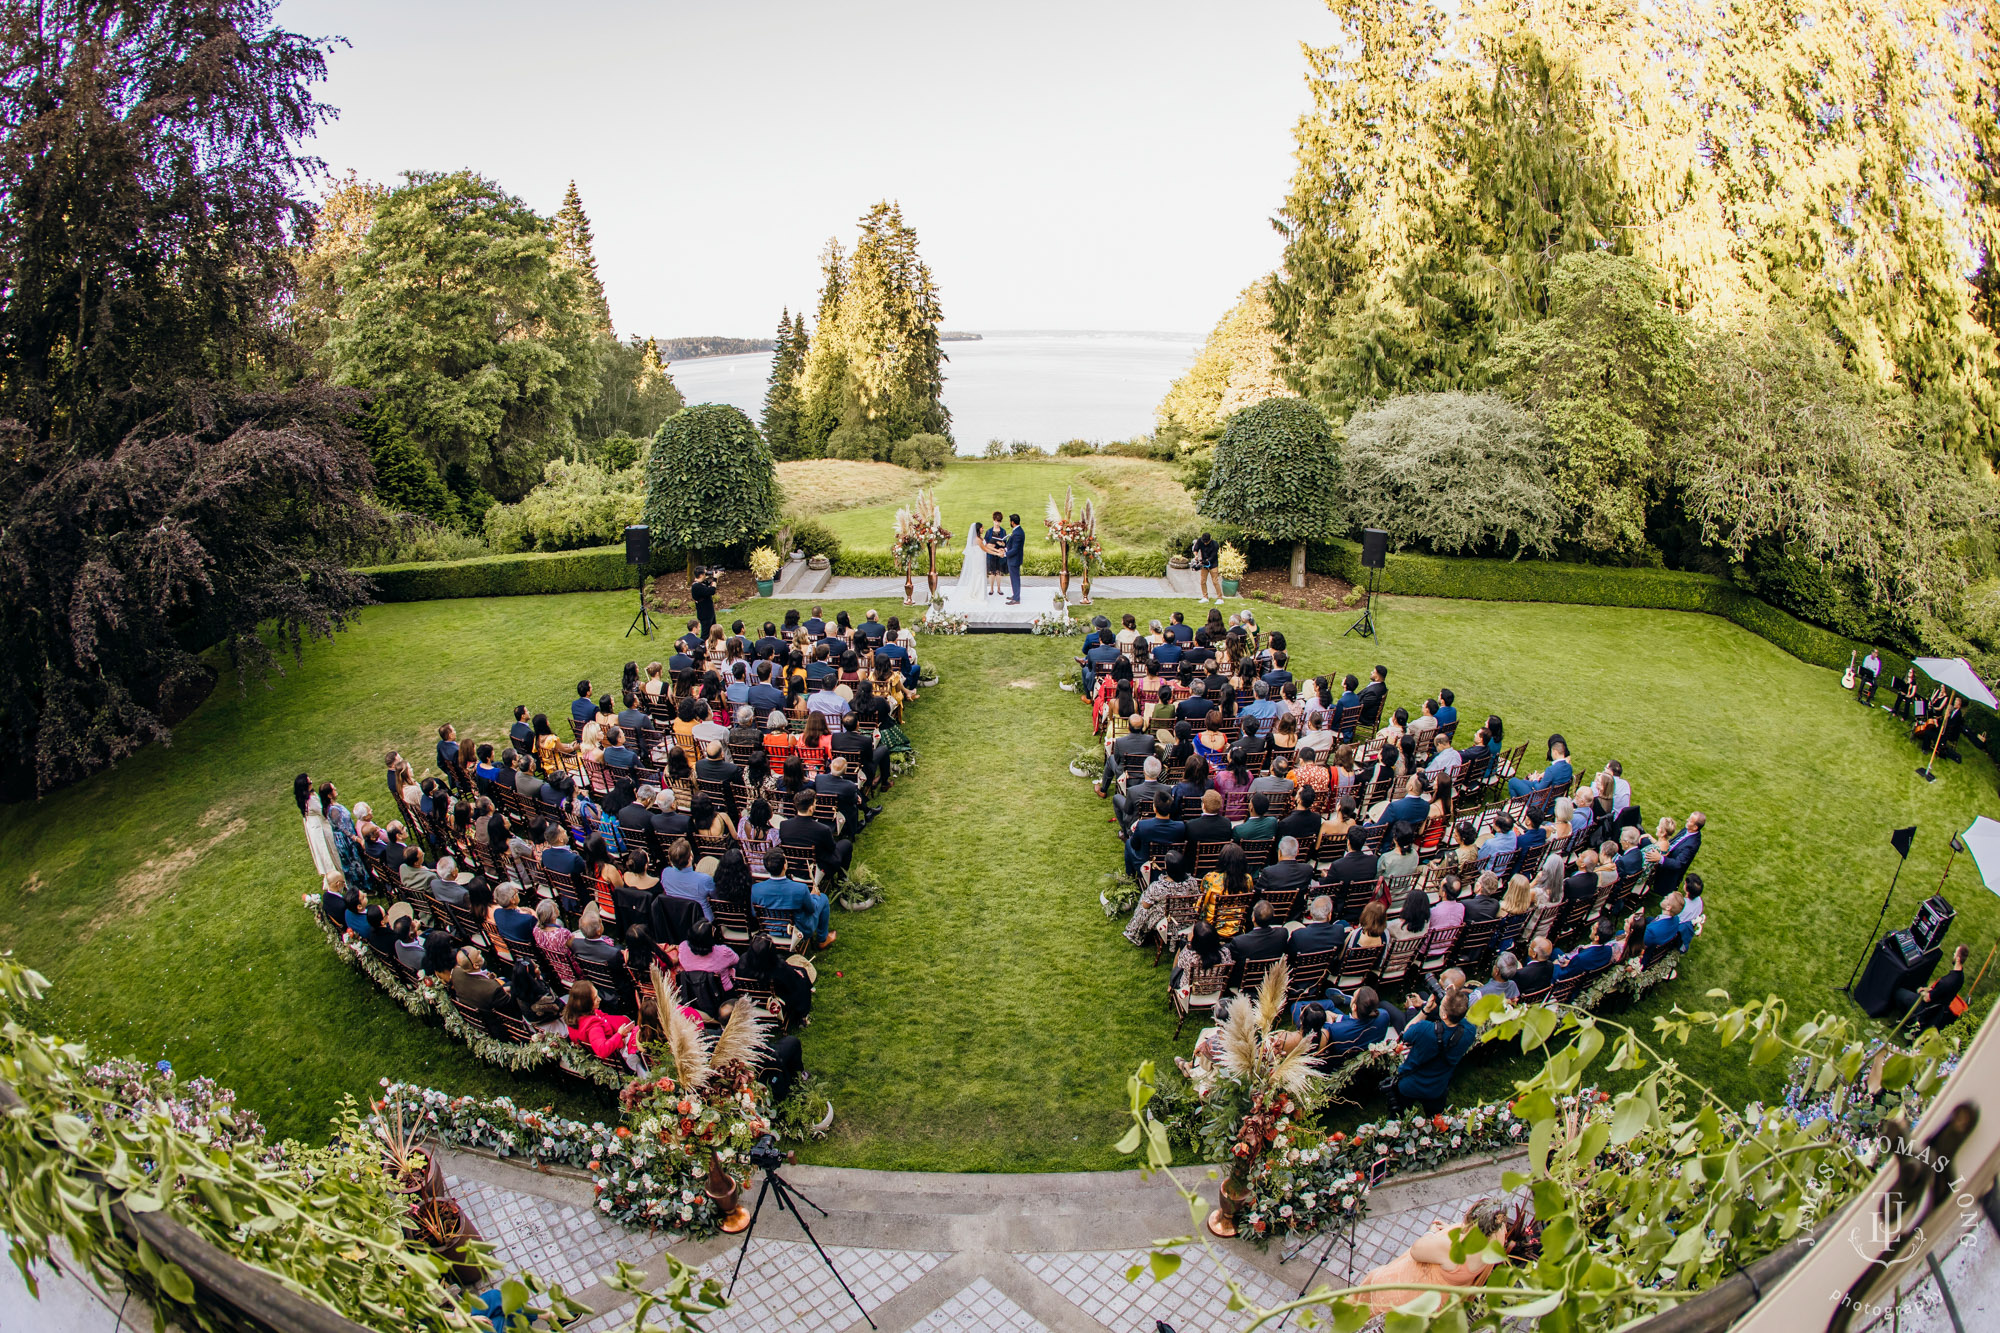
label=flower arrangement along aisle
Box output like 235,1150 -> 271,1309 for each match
1179,959 -> 1326,1238
380,970 -> 780,1240
892,488 -> 952,603
1044,485 -> 1103,603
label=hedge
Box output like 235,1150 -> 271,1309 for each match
363,545 -> 634,602
831,548 -> 1166,578
1306,539 -> 1864,673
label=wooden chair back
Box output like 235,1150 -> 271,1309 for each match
1371,933 -> 1426,988
1209,891 -> 1258,938
1331,940 -> 1382,989
1286,947 -> 1340,1000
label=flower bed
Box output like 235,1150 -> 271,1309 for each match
309,900 -> 627,1089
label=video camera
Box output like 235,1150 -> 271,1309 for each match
748,1132 -> 791,1172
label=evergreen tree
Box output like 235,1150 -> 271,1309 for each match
794,238 -> 848,457
795,203 -> 952,460
553,180 -> 613,334
632,337 -> 683,431
361,401 -> 454,523
761,308 -> 802,458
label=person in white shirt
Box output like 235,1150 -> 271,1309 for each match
1600,759 -> 1631,814
1425,739 -> 1461,775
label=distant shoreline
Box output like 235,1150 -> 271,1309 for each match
660,330 -> 985,362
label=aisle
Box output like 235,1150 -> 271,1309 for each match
797,632 -> 1178,1172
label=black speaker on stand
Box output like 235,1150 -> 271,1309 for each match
623,525 -> 656,638
1345,529 -> 1387,641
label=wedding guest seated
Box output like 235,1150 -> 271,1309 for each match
1386,887 -> 1430,943
1234,791 -> 1280,845
1475,952 -> 1521,1003
563,979 -> 643,1072
1642,891 -> 1697,953
1377,823 -> 1421,878
1183,789 -> 1234,847
570,909 -> 621,967
658,838 -> 717,919
534,900 -> 578,986
1224,901 -> 1288,984
1514,937 -> 1556,994
1477,812 -> 1518,869
1555,919 -> 1617,979
1286,895 -> 1347,955
1260,836 -> 1315,899
1507,734 -> 1572,797
1196,845 -> 1257,937
737,931 -> 816,1026
1115,757 -> 1169,833
541,825 -> 587,881
779,789 -> 851,878
1168,920 -> 1227,990
1427,875 -> 1466,940
752,849 -> 835,949
1276,785 -> 1323,849
490,882 -> 538,947
1321,827 -> 1378,893
676,918 -> 739,994
451,946 -> 520,1017
1326,986 -> 1397,1055
1462,872 -> 1502,923
1125,795 -> 1187,877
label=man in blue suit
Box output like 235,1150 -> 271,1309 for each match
1004,512 -> 1026,603
1508,735 -> 1573,797
1645,811 -> 1705,896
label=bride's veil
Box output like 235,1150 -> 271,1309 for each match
953,522 -> 986,599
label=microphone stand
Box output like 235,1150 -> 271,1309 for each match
1839,842 -> 1915,996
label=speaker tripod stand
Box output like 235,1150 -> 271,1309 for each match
1344,564 -> 1379,641
625,572 -> 656,638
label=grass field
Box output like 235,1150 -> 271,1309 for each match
0,590 -> 1993,1170
781,456 -> 1196,559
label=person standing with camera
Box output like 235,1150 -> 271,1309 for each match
690,566 -> 718,637
1192,531 -> 1220,603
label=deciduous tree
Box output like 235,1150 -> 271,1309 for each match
643,404 -> 780,572
1198,398 -> 1342,587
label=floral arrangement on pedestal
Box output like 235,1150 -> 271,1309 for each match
1045,486 -> 1103,603
374,973 -> 779,1240
1178,960 -> 1326,1238
892,488 -> 952,604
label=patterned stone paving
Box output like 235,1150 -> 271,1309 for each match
1017,1247 -> 1294,1333
915,1278 -> 1052,1332
446,1174 -> 657,1297
691,1241 -> 949,1333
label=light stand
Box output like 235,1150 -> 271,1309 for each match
1344,565 -> 1379,642
726,1152 -> 874,1330
625,569 -> 656,638
1839,825 -> 1919,996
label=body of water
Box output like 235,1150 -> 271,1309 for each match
663,330 -> 1201,450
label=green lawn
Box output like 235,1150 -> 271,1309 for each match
804,456 -> 1195,558
0,590 -> 1993,1170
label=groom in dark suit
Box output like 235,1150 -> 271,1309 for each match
1004,513 -> 1025,604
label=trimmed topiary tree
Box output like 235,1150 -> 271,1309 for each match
643,403 -> 781,574
1199,397 -> 1342,587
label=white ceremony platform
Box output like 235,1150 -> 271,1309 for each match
935,583 -> 1065,631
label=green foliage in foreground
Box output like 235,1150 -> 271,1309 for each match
0,591 -> 1991,1168
0,957 -> 589,1331
1119,995 -> 1956,1330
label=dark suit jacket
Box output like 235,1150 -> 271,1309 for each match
1515,960 -> 1556,995
1650,831 -> 1701,895
696,757 -> 743,791
1259,859 -> 1315,898
1124,779 -> 1170,818
1277,810 -> 1323,846
778,814 -> 840,872
1004,524 -> 1025,569
1184,814 -> 1235,846
452,969 -> 511,1012
1356,680 -> 1388,723
813,773 -> 861,827
1287,921 -> 1348,957
1462,895 -> 1501,924
1224,924 -> 1288,964
1326,850 -> 1378,887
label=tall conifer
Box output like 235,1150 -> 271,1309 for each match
553,180 -> 613,334
762,308 -> 802,459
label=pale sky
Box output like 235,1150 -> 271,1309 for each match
274,0 -> 1336,339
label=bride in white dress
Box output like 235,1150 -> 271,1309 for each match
953,522 -> 991,603
299,783 -> 340,877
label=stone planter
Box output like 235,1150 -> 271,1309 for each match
1168,554 -> 1191,569
807,554 -> 830,571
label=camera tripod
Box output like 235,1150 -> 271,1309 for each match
726,1159 -> 875,1329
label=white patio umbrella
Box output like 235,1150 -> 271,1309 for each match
1957,816 -> 2000,897
1912,657 -> 1997,780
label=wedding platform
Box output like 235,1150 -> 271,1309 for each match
936,583 -> 1065,631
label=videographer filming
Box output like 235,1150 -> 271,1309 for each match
690,565 -> 718,637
